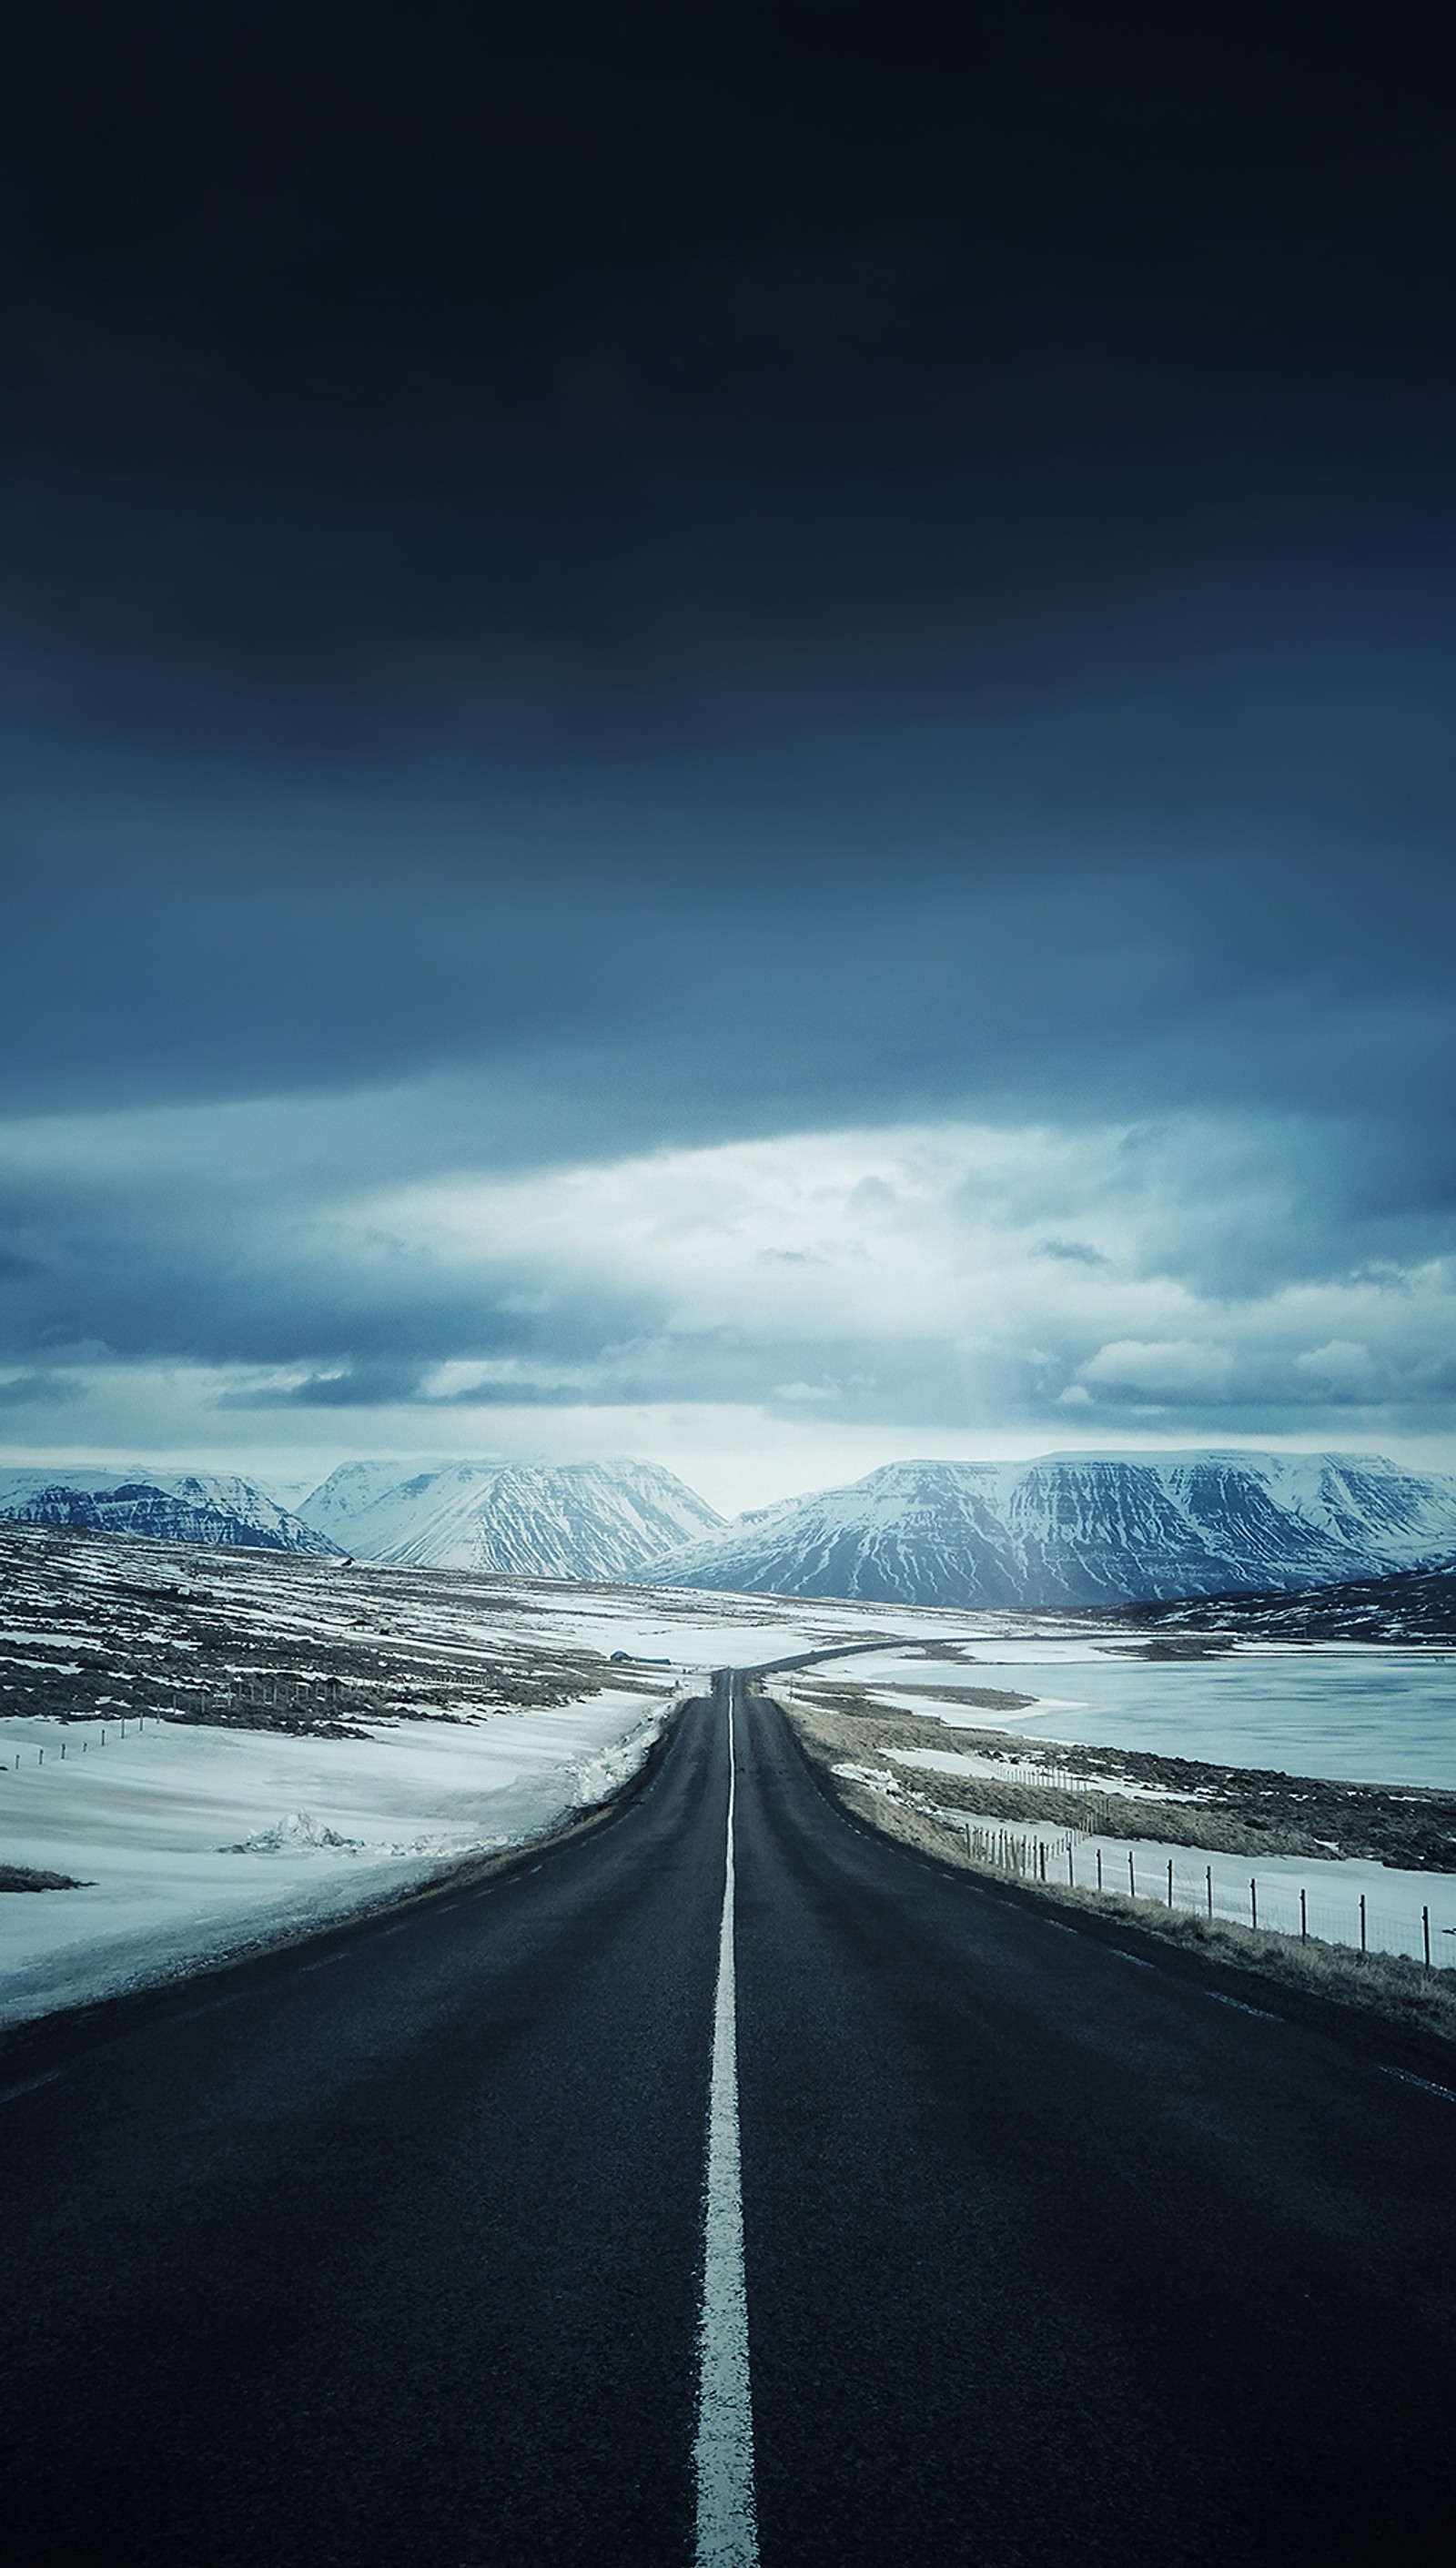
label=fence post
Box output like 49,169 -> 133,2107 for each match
1038,1842 -> 1046,1883
1206,1865 -> 1213,1918
1360,1894 -> 1367,1954
1249,1877 -> 1258,1931
1067,1840 -> 1075,1887
1167,1858 -> 1174,1908
1096,1848 -> 1104,1894
1299,1887 -> 1307,1941
1127,1850 -> 1136,1898
1423,1906 -> 1431,1970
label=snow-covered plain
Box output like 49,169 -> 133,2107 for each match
8,1514 -> 1455,2023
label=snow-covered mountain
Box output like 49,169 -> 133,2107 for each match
642,1451 -> 1456,1611
289,1461 -> 421,1541
293,1458 -> 723,1577
0,1469 -> 337,1555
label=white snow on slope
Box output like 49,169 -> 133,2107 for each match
295,1456 -> 723,1577
887,1781 -> 1456,1969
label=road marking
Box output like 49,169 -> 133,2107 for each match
1381,2067 -> 1456,2103
1206,1991 -> 1280,2021
1041,1921 -> 1079,1937
1108,1948 -> 1155,1970
693,1675 -> 759,2568
0,2070 -> 64,2105
300,1952 -> 347,1972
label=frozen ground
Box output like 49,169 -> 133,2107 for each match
804,1636 -> 1456,1787
864,1735 -> 1456,1956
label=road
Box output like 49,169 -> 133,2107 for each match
3,1672 -> 1454,2566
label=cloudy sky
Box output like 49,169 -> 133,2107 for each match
3,4 -> 1455,1512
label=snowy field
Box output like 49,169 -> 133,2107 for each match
0,1692 -> 663,2027
812,1636 -> 1456,1788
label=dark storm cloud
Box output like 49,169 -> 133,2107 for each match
0,1370 -> 84,1409
0,1157 -> 655,1372
3,5 -> 1455,1442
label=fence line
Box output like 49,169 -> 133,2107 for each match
955,1816 -> 1452,1974
3,1709 -> 159,1766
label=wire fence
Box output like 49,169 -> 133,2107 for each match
3,1710 -> 160,1764
956,1816 -> 1455,1973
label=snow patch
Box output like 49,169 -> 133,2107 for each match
221,1811 -> 365,1854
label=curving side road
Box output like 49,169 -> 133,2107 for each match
3,1672 -> 1455,2567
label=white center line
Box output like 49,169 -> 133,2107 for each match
693,1673 -> 759,2568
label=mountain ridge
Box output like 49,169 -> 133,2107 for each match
0,1469 -> 335,1555
642,1451 -> 1456,1611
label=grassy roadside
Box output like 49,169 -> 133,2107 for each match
776,1693 -> 1456,2056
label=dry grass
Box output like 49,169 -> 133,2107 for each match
784,1699 -> 1327,1857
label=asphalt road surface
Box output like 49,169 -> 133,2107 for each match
4,1673 -> 1454,2567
